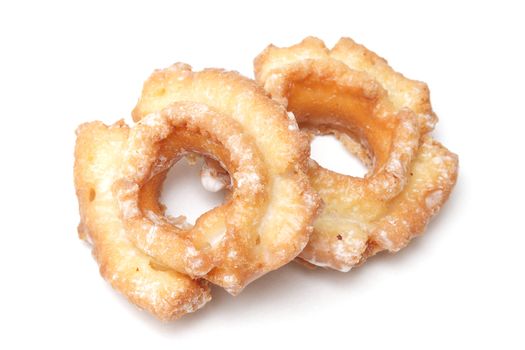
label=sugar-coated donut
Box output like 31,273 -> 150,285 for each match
255,37 -> 458,271
126,64 -> 319,293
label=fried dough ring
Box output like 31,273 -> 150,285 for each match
254,37 -> 458,271
74,121 -> 211,321
128,64 -> 319,294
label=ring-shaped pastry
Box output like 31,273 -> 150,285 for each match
255,37 -> 458,271
75,121 -> 211,321
129,65 -> 319,293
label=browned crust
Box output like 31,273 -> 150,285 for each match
254,37 -> 458,271
126,64 -> 320,294
255,36 -> 437,133
74,121 -> 211,321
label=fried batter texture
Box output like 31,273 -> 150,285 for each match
254,37 -> 458,271
74,65 -> 318,318
74,121 -> 211,321
116,64 -> 318,296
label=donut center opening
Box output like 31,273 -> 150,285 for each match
310,134 -> 369,177
160,155 -> 227,225
287,77 -> 392,168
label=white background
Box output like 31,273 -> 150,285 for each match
1,1 -> 524,349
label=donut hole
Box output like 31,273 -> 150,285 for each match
160,155 -> 227,225
287,77 -> 392,167
310,134 -> 369,177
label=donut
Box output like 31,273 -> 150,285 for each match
127,64 -> 319,294
254,37 -> 458,271
74,121 -> 211,321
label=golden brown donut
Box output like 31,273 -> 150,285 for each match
127,64 -> 319,294
254,37 -> 458,271
74,121 -> 211,321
